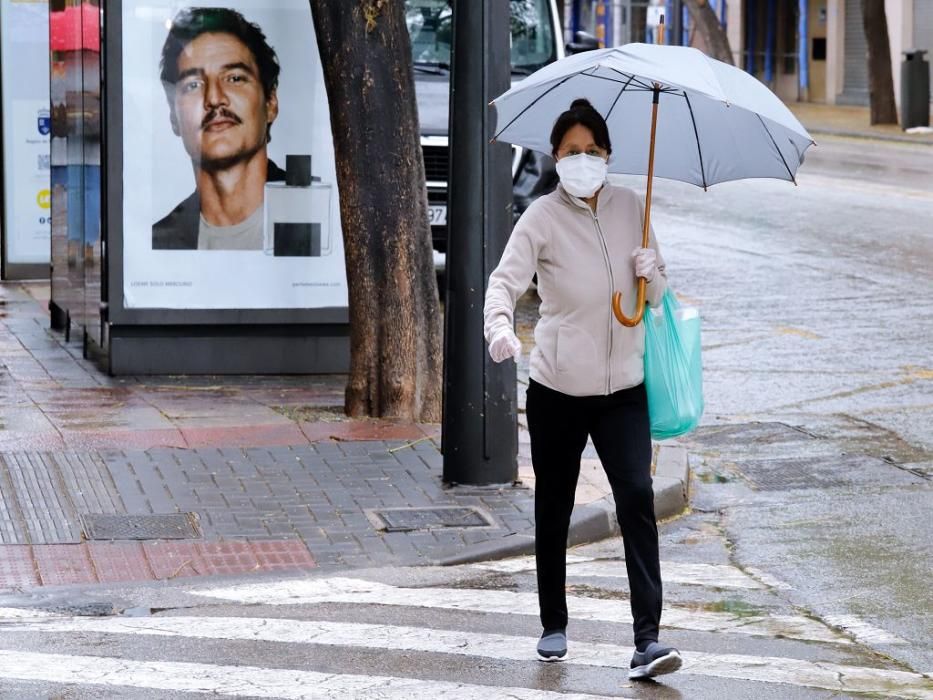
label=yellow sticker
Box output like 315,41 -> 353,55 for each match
37,189 -> 51,209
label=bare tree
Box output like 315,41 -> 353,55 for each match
683,0 -> 733,64
308,1 -> 443,421
861,0 -> 898,124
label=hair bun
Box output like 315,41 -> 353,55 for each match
570,98 -> 595,111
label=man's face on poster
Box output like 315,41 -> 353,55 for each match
169,32 -> 278,171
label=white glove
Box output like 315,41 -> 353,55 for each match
488,327 -> 522,363
632,247 -> 658,282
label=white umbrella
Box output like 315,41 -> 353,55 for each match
490,38 -> 815,325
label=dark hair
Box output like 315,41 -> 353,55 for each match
160,8 -> 280,98
550,98 -> 612,157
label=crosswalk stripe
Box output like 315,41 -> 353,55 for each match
473,556 -> 765,589
742,566 -> 794,590
0,650 -> 619,700
192,577 -> 848,645
0,607 -> 59,620
823,614 -> 908,646
5,616 -> 931,698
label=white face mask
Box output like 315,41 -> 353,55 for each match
555,153 -> 608,199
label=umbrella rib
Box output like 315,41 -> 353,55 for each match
604,75 -> 636,122
608,67 -> 655,91
583,72 -> 639,86
492,72 -> 584,142
606,67 -> 680,93
757,114 -> 796,184
682,92 -> 708,191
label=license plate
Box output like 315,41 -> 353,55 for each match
428,205 -> 447,226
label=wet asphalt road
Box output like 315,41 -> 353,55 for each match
613,132 -> 933,674
0,135 -> 929,698
0,539 -> 930,699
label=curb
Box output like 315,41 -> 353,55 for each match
436,443 -> 690,566
803,125 -> 933,146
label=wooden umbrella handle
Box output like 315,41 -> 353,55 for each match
613,85 -> 660,327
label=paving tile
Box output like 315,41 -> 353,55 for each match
250,540 -> 316,570
181,424 -> 308,448
0,454 -> 81,544
61,429 -> 187,450
0,545 -> 39,587
0,435 -> 68,456
33,544 -> 97,585
87,542 -> 153,582
197,541 -> 260,576
0,280 -> 542,572
142,541 -> 206,579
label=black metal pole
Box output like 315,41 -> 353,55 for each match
671,0 -> 683,45
442,0 -> 517,485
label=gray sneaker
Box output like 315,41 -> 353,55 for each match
536,629 -> 567,662
629,641 -> 682,679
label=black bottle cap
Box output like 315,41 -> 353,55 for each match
286,155 -> 312,187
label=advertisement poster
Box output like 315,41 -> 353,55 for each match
121,0 -> 347,309
0,0 -> 52,267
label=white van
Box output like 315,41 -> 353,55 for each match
404,0 -> 568,255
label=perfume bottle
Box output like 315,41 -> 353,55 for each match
263,155 -> 332,256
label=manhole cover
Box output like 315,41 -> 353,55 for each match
81,514 -> 200,540
370,507 -> 494,532
738,455 -> 914,491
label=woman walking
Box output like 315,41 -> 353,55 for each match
483,98 -> 682,680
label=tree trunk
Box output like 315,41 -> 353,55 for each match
683,0 -> 733,65
862,0 -> 898,124
308,0 -> 443,422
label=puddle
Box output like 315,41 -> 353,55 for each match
120,606 -> 153,617
447,573 -> 519,591
272,405 -> 349,423
38,601 -> 115,617
565,584 -> 627,600
697,471 -> 734,484
693,599 -> 766,618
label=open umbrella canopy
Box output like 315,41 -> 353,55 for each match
491,43 -> 815,188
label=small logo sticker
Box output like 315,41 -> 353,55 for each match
37,108 -> 51,136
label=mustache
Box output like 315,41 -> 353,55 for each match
201,108 -> 242,129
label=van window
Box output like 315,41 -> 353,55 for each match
405,0 -> 557,73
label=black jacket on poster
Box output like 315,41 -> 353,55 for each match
151,160 -> 286,250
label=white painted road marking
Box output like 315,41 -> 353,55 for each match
474,556 -> 766,590
192,577 -> 848,645
823,614 -> 909,646
0,607 -> 61,621
5,616 -> 932,698
743,566 -> 794,590
0,650 -> 620,700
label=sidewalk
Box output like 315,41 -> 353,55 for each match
788,101 -> 933,145
0,281 -> 689,590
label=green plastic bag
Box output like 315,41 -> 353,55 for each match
643,288 -> 704,440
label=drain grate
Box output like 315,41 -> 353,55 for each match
369,506 -> 494,532
81,514 -> 201,541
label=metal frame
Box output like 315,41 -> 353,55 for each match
0,1 -> 52,282
101,0 -> 349,374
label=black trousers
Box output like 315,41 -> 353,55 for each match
526,378 -> 662,647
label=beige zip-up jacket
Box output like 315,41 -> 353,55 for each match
484,181 -> 667,397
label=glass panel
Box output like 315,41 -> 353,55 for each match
405,0 -> 556,71
50,0 -> 85,329
83,1 -> 103,345
120,2 -> 347,310
0,0 -> 52,270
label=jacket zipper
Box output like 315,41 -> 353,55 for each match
588,209 -> 614,395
